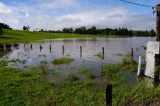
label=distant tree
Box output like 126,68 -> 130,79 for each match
0,22 -> 11,29
23,26 -> 30,31
150,29 -> 156,37
40,29 -> 44,32
0,28 -> 3,35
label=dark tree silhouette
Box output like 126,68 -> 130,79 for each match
0,23 -> 11,29
23,26 -> 30,31
0,28 -> 3,35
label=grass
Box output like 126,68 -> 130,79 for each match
0,64 -> 159,106
0,29 -> 97,43
0,67 -> 105,106
101,63 -> 160,106
0,60 -> 8,66
119,58 -> 138,72
81,68 -> 95,79
0,29 -> 139,44
52,57 -> 74,65
101,64 -> 127,84
65,74 -> 80,83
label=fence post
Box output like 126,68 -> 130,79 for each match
62,45 -> 64,55
154,4 -> 160,82
106,84 -> 112,106
80,46 -> 82,58
30,44 -> 32,50
137,56 -> 142,76
131,48 -> 134,57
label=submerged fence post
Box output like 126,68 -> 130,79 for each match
40,44 -> 42,52
24,43 -> 26,49
80,46 -> 82,58
49,44 -> 52,53
30,44 -> 32,50
131,48 -> 134,57
62,45 -> 64,55
102,47 -> 104,59
3,44 -> 6,51
106,84 -> 112,106
137,56 -> 142,76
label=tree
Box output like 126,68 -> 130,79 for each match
150,29 -> 156,37
0,23 -> 11,29
0,28 -> 3,35
23,26 -> 30,31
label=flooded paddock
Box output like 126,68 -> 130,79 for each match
0,37 -> 156,88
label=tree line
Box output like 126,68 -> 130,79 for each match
0,22 -> 12,35
36,26 -> 156,37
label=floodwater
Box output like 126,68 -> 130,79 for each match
0,37 -> 156,88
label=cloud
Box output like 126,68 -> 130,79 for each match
0,2 -> 12,13
0,1 -> 155,30
36,0 -> 80,10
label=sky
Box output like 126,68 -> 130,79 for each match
0,0 -> 159,30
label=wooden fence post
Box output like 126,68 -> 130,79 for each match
49,44 -> 52,53
154,4 -> 160,82
30,44 -> 32,50
106,84 -> 112,106
62,45 -> 64,55
131,48 -> 134,57
80,46 -> 82,58
40,44 -> 42,52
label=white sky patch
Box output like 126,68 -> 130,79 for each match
37,0 -> 80,10
0,2 -> 12,14
25,13 -> 29,17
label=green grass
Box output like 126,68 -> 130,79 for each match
0,29 -> 96,43
0,67 -> 105,106
81,68 -> 95,79
0,29 -> 136,44
52,57 -> 74,65
101,63 -> 160,106
101,64 -> 127,84
119,58 -> 138,72
0,66 -> 160,106
0,60 -> 8,67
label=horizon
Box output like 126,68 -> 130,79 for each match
0,0 -> 159,30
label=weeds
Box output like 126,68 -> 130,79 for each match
0,60 -> 8,66
52,57 -> 74,65
81,68 -> 95,79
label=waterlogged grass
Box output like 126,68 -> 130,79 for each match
81,68 -> 95,79
101,64 -> 127,84
65,74 -> 80,83
0,67 -> 105,106
52,57 -> 74,65
0,60 -> 8,66
119,58 -> 138,72
101,63 -> 160,105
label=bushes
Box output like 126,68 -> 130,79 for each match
0,28 -> 3,35
52,57 -> 74,65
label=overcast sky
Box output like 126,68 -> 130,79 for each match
0,0 -> 159,30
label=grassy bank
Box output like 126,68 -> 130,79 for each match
0,29 -> 98,43
0,29 -> 145,44
101,63 -> 160,106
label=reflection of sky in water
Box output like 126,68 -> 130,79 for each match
0,37 -> 156,86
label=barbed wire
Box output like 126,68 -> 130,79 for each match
120,0 -> 156,14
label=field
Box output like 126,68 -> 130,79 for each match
0,29 -> 98,43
